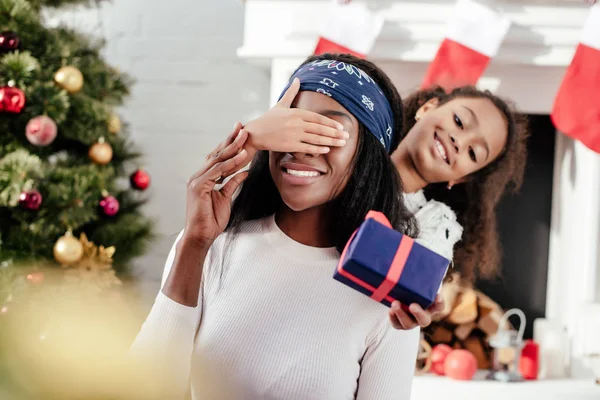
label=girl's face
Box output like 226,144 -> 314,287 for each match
269,91 -> 360,212
403,97 -> 508,185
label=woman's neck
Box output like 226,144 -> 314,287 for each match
275,206 -> 333,248
391,142 -> 428,194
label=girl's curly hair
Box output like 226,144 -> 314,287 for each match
401,86 -> 529,283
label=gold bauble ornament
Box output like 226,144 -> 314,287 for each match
88,137 -> 113,165
53,230 -> 84,265
107,113 -> 121,134
54,66 -> 84,93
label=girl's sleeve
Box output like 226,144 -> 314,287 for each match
355,324 -> 420,400
413,200 -> 463,260
129,230 -> 220,398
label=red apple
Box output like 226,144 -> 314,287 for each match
430,344 -> 453,375
444,349 -> 478,380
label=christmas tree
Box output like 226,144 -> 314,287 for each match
0,0 -> 153,275
0,1 -> 154,396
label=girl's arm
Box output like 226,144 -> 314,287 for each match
355,323 -> 420,400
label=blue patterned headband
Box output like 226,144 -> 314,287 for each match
279,60 -> 395,151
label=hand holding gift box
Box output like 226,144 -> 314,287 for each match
334,211 -> 451,309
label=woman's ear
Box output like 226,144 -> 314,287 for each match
415,97 -> 440,121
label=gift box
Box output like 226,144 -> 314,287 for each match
333,211 -> 450,309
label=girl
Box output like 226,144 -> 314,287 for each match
233,53 -> 528,331
133,56 -> 421,399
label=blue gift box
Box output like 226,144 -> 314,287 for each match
333,211 -> 450,309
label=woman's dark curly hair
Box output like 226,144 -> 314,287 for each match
226,53 -> 418,251
401,86 -> 529,283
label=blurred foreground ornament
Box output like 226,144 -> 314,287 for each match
487,308 -> 526,382
130,169 -> 150,190
25,115 -> 57,146
0,31 -> 20,54
53,230 -> 84,265
19,189 -> 42,210
99,193 -> 119,216
0,86 -> 25,113
54,66 -> 83,93
107,113 -> 121,134
63,233 -> 121,289
88,137 -> 113,165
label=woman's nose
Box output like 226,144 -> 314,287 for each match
291,152 -> 317,159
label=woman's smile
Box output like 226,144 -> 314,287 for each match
280,160 -> 326,186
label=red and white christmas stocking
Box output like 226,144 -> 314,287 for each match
551,5 -> 600,153
421,0 -> 511,90
314,2 -> 383,59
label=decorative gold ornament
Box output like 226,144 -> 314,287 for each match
62,233 -> 121,289
107,113 -> 121,134
88,137 -> 113,165
54,66 -> 84,93
53,230 -> 84,265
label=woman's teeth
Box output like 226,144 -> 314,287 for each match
285,168 -> 320,177
434,139 -> 449,163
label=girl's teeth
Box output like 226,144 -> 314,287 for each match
286,169 -> 319,177
435,139 -> 448,162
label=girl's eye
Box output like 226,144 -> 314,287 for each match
469,147 -> 477,162
454,114 -> 463,129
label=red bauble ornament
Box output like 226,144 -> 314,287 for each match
99,195 -> 119,216
430,344 -> 453,376
0,31 -> 20,54
19,189 -> 42,210
26,115 -> 57,146
26,271 -> 45,285
130,169 -> 150,190
444,349 -> 478,381
0,86 -> 26,113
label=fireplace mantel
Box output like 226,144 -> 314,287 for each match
238,0 -> 600,380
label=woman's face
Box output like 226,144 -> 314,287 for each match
403,97 -> 508,185
269,91 -> 360,212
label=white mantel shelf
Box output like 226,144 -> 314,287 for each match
412,374 -> 600,400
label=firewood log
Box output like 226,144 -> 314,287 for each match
447,289 -> 478,325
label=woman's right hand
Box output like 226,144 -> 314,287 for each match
243,78 -> 350,154
183,124 -> 250,247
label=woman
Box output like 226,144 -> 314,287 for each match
236,53 -> 528,331
133,56 -> 421,399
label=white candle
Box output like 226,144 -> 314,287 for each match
534,318 -> 569,379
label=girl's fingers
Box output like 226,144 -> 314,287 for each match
408,303 -> 432,328
304,122 -> 349,139
295,109 -> 345,131
303,132 -> 347,147
277,78 -> 301,109
297,143 -> 330,155
390,302 -> 418,330
389,312 -> 403,330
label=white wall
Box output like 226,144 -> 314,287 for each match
47,0 -> 271,304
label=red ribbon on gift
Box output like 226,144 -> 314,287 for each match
336,211 -> 414,305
